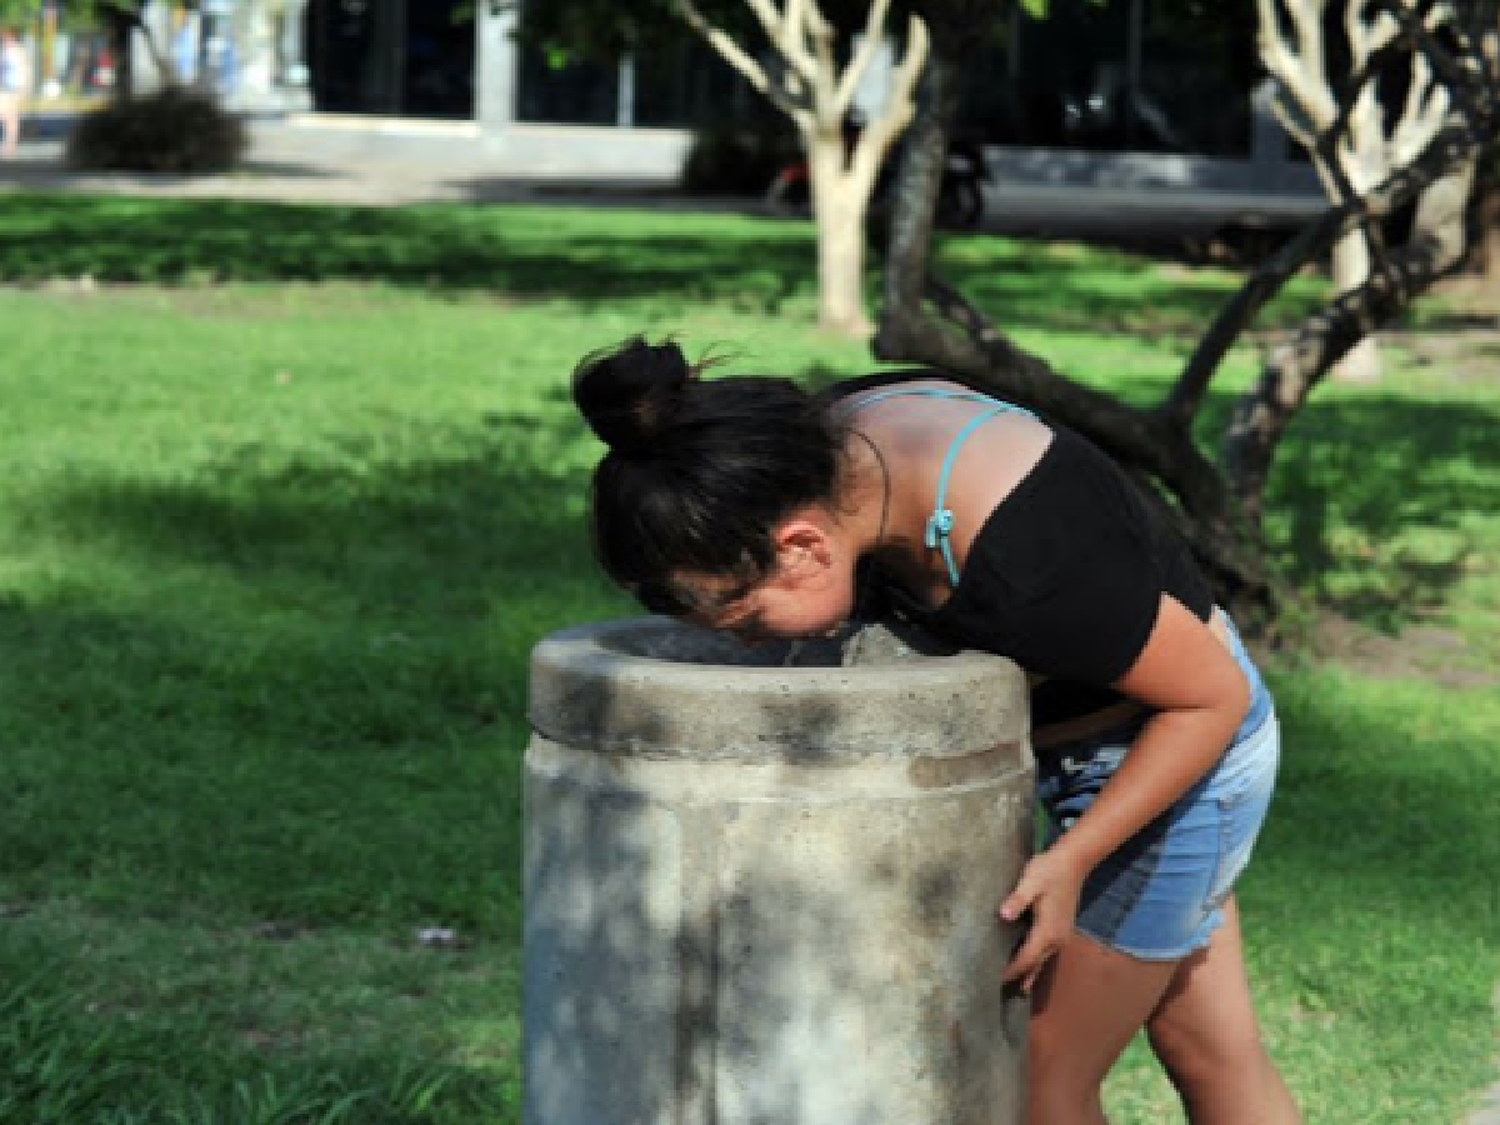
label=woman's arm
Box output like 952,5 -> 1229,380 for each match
1000,595 -> 1249,990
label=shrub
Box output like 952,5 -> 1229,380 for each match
66,84 -> 247,175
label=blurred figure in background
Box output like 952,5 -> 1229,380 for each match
0,28 -> 30,157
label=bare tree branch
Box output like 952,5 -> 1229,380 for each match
1341,2 -> 1394,186
849,15 -> 929,181
808,22 -> 841,115
1311,23 -> 1427,283
775,0 -> 823,88
878,24 -> 968,321
676,0 -> 802,117
1288,0 -> 1338,122
1391,51 -> 1450,164
1347,0 -> 1400,68
1319,17 -> 1419,168
1224,157 -> 1480,514
1168,102 -> 1488,426
1258,0 -> 1316,143
834,0 -> 893,115
744,0 -> 786,52
1371,0 -> 1473,92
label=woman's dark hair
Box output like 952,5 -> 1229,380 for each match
573,336 -> 843,615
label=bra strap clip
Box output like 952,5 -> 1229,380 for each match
924,509 -> 954,549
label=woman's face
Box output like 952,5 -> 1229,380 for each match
677,517 -> 859,645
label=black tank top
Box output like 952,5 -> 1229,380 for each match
825,370 -> 1215,727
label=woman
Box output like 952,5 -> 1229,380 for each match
572,336 -> 1300,1124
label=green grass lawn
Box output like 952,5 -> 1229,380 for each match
0,195 -> 1495,1123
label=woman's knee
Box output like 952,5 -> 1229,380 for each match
1027,1020 -> 1112,1124
1146,1013 -> 1269,1101
1027,1053 -> 1108,1125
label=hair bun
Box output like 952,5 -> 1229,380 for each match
572,336 -> 693,455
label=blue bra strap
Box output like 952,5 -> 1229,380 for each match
927,408 -> 1007,586
844,386 -> 1037,589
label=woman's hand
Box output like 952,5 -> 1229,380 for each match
998,846 -> 1088,994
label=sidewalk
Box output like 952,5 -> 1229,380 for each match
0,115 -> 1327,240
0,117 -> 762,212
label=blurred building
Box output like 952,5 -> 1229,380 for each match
143,0 -> 1317,200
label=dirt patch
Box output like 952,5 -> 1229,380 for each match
1383,276 -> 1500,373
1300,611 -> 1499,689
1384,326 -> 1500,383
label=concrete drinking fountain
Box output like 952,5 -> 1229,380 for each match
524,616 -> 1033,1124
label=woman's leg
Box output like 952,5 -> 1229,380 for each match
1145,897 -> 1301,1124
1028,929 -> 1179,1125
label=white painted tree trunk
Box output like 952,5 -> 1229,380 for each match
674,0 -> 928,337
1257,0 -> 1460,384
809,132 -> 875,336
1329,232 -> 1381,383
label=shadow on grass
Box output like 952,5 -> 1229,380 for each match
1239,675 -> 1500,1123
8,382 -> 1493,908
1,386 -> 1495,1120
0,193 -> 817,311
0,414 -> 615,934
0,922 -> 513,1124
938,244 -> 1260,337
0,193 -> 1315,334
1262,673 -> 1500,969
0,413 -> 581,1117
1257,393 -> 1500,631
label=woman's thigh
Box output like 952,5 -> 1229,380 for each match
1029,929 -> 1178,1117
1039,712 -> 1280,962
1146,898 -> 1301,1122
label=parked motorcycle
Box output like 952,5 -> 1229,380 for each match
922,139 -> 988,229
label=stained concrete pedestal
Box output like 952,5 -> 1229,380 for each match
524,618 -> 1033,1125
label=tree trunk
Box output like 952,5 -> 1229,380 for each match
1225,157 -> 1479,523
102,2 -> 173,99
1329,232 -> 1383,382
809,131 -> 875,337
1470,166 -> 1500,281
103,10 -> 136,99
877,36 -> 964,321
672,0 -> 928,339
1312,126 -> 1390,385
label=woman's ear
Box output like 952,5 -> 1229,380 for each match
773,514 -> 836,579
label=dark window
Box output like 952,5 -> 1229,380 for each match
404,1 -> 473,118
308,0 -> 400,115
1136,1 -> 1257,157
957,0 -> 1257,157
514,5 -> 771,128
516,48 -> 618,124
634,35 -> 767,128
306,0 -> 473,118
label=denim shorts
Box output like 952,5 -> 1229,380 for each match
1035,613 -> 1279,961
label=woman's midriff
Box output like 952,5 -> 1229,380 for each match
1030,608 -> 1237,753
